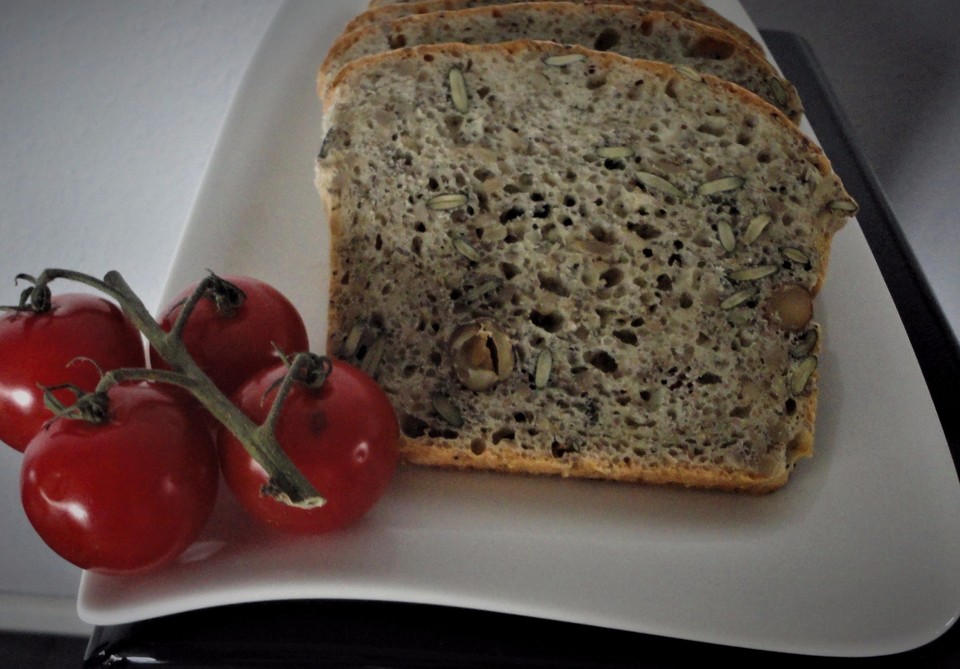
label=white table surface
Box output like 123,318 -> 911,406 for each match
0,0 -> 957,637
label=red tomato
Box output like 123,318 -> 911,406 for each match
151,275 -> 309,395
0,293 -> 145,452
20,383 -> 219,574
218,359 -> 399,534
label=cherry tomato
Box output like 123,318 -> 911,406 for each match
151,275 -> 309,395
0,293 -> 145,452
20,383 -> 219,574
217,359 -> 399,534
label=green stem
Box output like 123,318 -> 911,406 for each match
30,269 -> 325,509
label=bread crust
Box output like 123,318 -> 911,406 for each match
351,0 -> 766,56
317,40 -> 855,493
319,5 -> 802,123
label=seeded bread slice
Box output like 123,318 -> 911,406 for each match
347,0 -> 766,57
319,5 -> 801,123
315,40 -> 856,493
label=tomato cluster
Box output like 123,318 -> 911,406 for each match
3,274 -> 400,574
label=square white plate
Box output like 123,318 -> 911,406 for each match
78,0 -> 960,657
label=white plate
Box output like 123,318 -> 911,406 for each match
78,0 -> 960,657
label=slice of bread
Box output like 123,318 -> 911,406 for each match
348,0 -> 766,57
320,5 -> 801,123
315,40 -> 856,493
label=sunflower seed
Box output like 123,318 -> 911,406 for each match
465,279 -> 500,302
339,321 -> 365,358
448,67 -> 469,113
674,64 -> 702,82
597,146 -> 634,160
544,53 -> 587,67
535,349 -> 553,389
453,237 -> 482,263
635,171 -> 683,198
427,193 -> 468,210
829,199 -> 858,213
790,355 -> 818,395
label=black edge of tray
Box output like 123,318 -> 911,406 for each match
82,31 -> 960,669
764,32 -> 960,465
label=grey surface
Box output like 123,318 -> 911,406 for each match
743,0 -> 960,341
0,0 -> 956,639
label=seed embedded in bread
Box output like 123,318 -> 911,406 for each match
316,41 -> 856,493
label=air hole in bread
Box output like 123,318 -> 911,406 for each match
600,267 -> 625,288
501,262 -> 520,280
492,427 -> 515,445
587,350 -> 618,374
538,273 -> 570,297
400,413 -> 428,439
665,78 -> 680,99
696,122 -> 726,138
613,330 -> 638,346
628,222 -> 661,239
656,274 -> 673,292
593,27 -> 621,51
530,309 -> 564,333
499,206 -> 525,223
687,36 -> 736,60
586,75 -> 608,90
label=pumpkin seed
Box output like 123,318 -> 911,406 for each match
720,288 -> 756,310
718,221 -> 736,253
698,176 -> 745,196
782,247 -> 809,265
770,78 -> 789,106
360,336 -> 386,376
743,214 -> 771,244
728,265 -> 779,282
432,394 -> 464,428
791,329 -> 819,358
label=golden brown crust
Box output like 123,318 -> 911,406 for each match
399,437 -> 797,493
